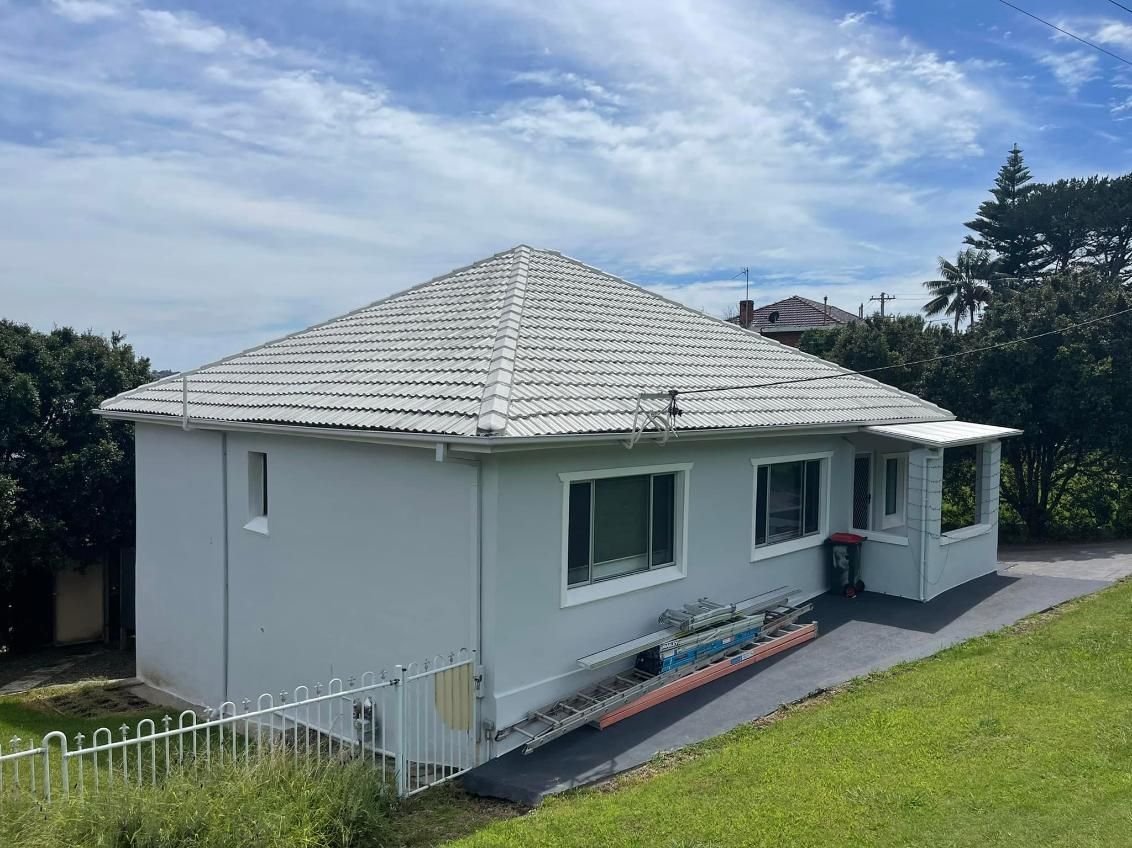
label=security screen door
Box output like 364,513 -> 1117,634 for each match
852,454 -> 872,529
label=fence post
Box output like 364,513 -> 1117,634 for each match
42,731 -> 68,801
395,665 -> 406,797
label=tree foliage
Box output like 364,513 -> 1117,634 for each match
809,269 -> 1132,539
922,249 -> 997,331
0,321 -> 152,584
961,145 -> 1132,293
953,272 -> 1132,537
964,143 -> 1042,283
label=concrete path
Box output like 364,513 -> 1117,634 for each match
999,540 -> 1132,582
0,646 -> 135,696
463,569 -> 1111,804
0,653 -> 96,695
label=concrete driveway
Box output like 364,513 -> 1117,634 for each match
999,540 -> 1132,582
465,545 -> 1125,804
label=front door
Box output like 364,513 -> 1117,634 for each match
852,454 -> 872,529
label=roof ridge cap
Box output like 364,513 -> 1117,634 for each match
476,245 -> 532,434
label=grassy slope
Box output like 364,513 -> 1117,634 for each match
455,582 -> 1132,848
1,682 -> 168,798
1,682 -> 167,746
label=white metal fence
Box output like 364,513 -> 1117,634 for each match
0,649 -> 478,805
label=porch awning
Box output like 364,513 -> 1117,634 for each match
863,421 -> 1022,448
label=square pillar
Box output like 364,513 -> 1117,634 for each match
906,447 -> 943,601
975,441 -> 1001,526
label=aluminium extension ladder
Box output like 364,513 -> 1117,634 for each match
506,596 -> 813,753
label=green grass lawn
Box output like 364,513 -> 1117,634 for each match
3,582 -> 1130,847
453,581 -> 1132,848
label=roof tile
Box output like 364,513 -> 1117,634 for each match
101,247 -> 950,438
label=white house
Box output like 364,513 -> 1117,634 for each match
98,245 -> 1019,758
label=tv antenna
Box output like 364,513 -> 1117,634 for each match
734,267 -> 750,300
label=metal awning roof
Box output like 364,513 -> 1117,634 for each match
863,421 -> 1022,448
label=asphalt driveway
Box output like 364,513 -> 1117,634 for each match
465,554 -> 1120,804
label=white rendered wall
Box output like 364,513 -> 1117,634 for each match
222,433 -> 477,703
480,434 -> 855,736
134,424 -> 227,705
922,440 -> 1003,600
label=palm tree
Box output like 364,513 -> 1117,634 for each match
922,249 -> 996,332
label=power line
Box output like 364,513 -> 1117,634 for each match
1103,0 -> 1132,18
994,0 -> 1132,68
674,304 -> 1132,397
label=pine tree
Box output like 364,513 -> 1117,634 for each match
964,144 -> 1042,285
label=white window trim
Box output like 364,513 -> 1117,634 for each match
881,453 -> 907,530
558,463 -> 692,608
244,515 -> 269,535
750,451 -> 832,562
940,523 -> 993,545
851,452 -> 873,533
855,529 -> 910,547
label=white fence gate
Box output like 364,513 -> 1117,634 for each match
0,649 -> 479,805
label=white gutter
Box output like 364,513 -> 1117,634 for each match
96,408 -> 956,453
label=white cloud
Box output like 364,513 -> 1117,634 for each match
0,0 -> 1008,367
49,0 -> 125,23
138,9 -> 225,52
1093,20 -> 1132,51
138,8 -> 272,56
839,11 -> 874,28
509,70 -> 623,106
1039,50 -> 1100,92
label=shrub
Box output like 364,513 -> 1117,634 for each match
1,756 -> 396,848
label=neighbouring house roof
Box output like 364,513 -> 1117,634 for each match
746,295 -> 859,331
99,246 -> 952,440
864,421 -> 1022,448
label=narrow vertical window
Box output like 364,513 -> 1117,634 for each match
650,473 -> 676,566
248,452 -> 268,522
803,459 -> 821,535
882,454 -> 906,530
567,482 -> 592,587
754,465 -> 768,546
885,457 -> 899,516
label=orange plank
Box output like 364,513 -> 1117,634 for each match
597,623 -> 817,729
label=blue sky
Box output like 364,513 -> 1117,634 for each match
1,0 -> 1130,368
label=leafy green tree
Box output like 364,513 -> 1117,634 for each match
804,272 -> 1132,539
951,271 -> 1132,537
1014,175 -> 1132,285
1082,173 -> 1132,287
0,321 -> 152,585
922,248 -> 996,331
965,144 -> 1043,284
799,315 -> 967,404
1022,178 -> 1091,275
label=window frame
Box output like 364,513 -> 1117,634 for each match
558,463 -> 692,608
881,452 -> 907,530
750,451 -> 832,561
245,451 -> 269,535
